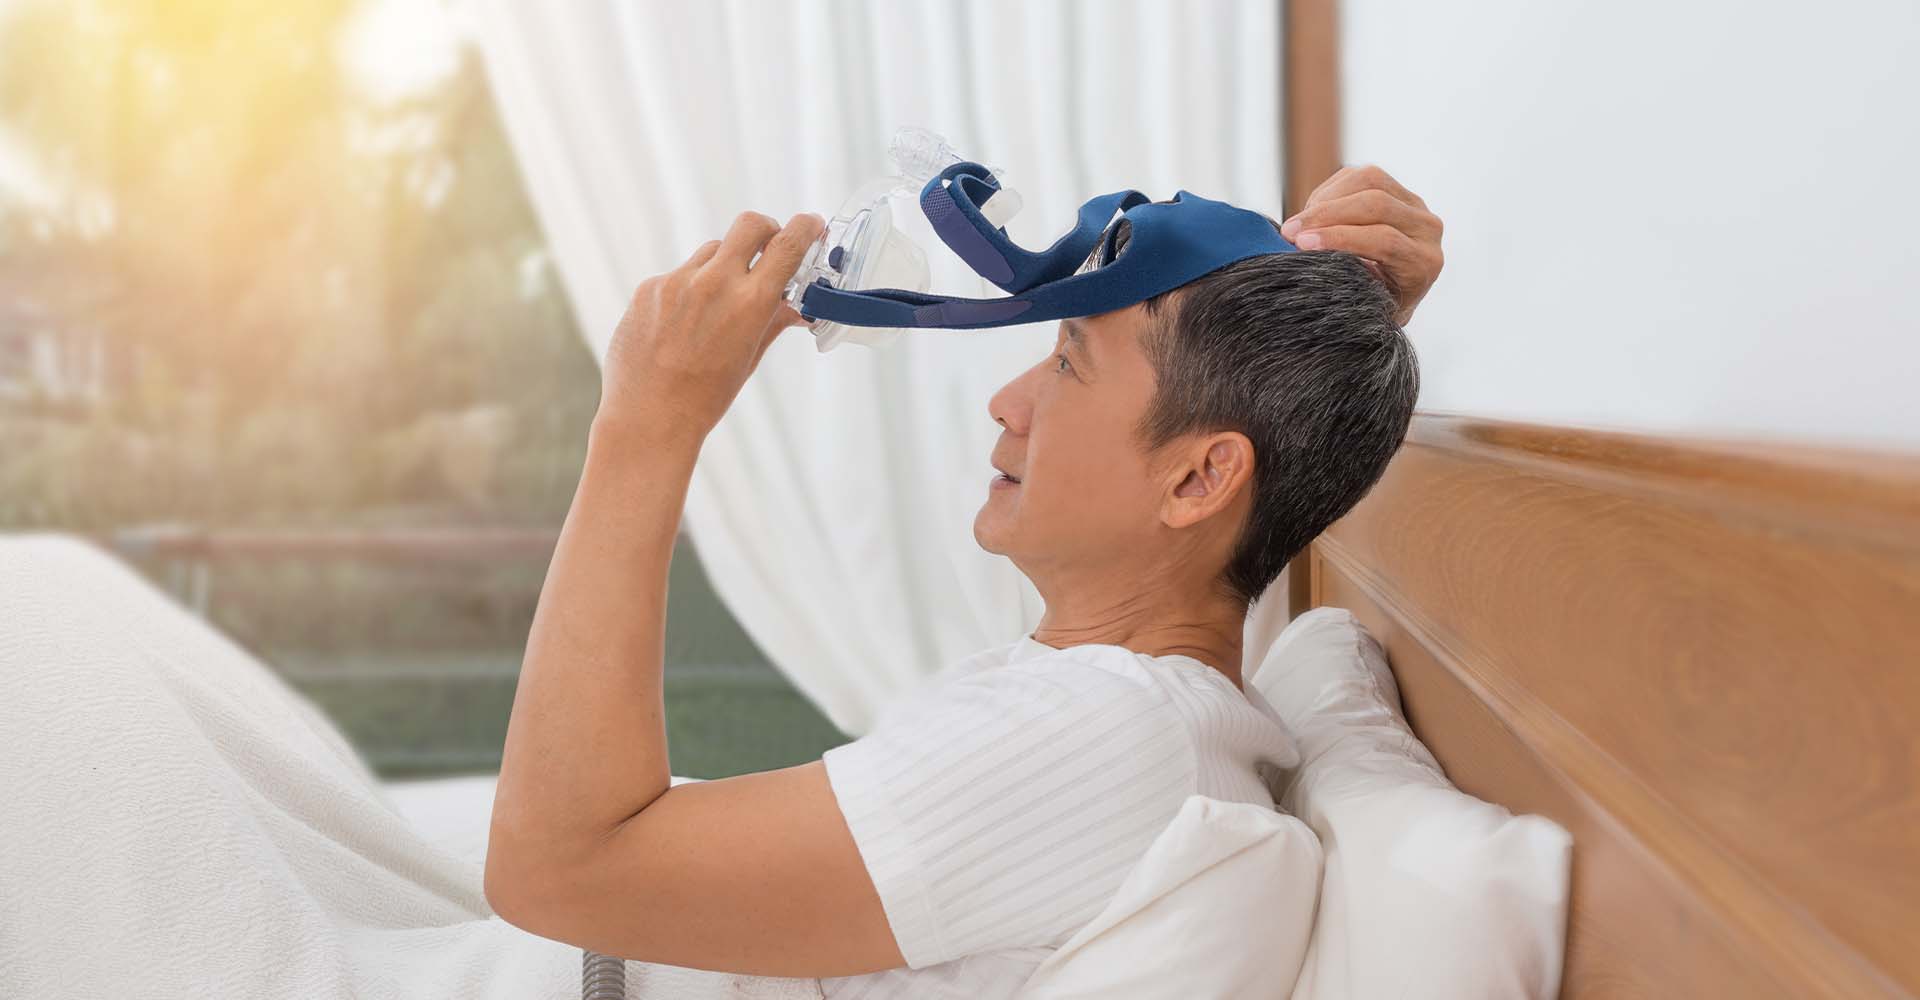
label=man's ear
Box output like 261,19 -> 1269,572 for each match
1163,432 -> 1254,529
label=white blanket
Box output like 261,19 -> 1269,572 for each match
0,535 -> 820,1000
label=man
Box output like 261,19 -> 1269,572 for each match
485,166 -> 1444,997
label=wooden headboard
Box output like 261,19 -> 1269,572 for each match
1291,414 -> 1920,998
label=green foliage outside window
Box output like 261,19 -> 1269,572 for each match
0,0 -> 848,778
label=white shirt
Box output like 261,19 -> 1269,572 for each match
814,634 -> 1300,1000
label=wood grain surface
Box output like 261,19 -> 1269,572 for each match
1304,413 -> 1920,999
1282,0 -> 1342,220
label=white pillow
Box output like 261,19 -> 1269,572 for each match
1014,794 -> 1323,1000
1250,607 -> 1572,1000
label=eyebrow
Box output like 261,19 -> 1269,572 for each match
1062,321 -> 1095,368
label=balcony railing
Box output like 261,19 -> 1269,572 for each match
101,525 -> 847,778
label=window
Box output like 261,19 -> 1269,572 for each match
0,0 -> 847,780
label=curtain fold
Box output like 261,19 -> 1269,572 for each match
471,0 -> 1282,734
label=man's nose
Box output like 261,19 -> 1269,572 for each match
987,375 -> 1031,435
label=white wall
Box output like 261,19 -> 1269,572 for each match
1339,1 -> 1920,450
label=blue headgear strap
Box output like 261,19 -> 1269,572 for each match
800,161 -> 1298,330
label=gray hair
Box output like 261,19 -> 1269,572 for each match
1097,220 -> 1419,606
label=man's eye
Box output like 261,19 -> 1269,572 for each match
1054,353 -> 1072,373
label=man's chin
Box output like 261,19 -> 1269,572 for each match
971,508 -> 1009,556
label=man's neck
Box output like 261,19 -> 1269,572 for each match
1029,584 -> 1248,689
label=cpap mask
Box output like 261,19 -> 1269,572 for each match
784,128 -> 1023,351
787,128 -> 1296,352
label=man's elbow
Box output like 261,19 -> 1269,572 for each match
484,806 -> 650,940
482,842 -> 529,924
483,830 -> 562,930
484,799 -> 568,921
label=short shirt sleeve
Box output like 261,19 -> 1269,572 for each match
821,652 -> 1198,969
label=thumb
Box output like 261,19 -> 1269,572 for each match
750,305 -> 810,370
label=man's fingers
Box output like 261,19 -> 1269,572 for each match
710,211 -> 783,272
1282,188 -> 1440,242
678,239 -> 724,272
1299,164 -> 1426,215
1325,164 -> 1425,209
1290,167 -> 1443,326
1293,223 -> 1430,276
1301,167 -> 1351,211
750,213 -> 826,292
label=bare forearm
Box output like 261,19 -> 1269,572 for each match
491,415 -> 701,866
485,210 -> 821,910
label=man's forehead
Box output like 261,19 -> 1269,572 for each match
1064,303 -> 1152,345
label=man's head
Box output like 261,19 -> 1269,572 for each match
973,228 -> 1418,609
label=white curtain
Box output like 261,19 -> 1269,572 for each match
471,0 -> 1282,734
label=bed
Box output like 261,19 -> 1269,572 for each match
1284,413 -> 1920,998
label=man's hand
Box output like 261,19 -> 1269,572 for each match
1281,165 -> 1443,326
599,211 -> 826,440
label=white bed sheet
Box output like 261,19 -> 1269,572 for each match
0,534 -> 814,1000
